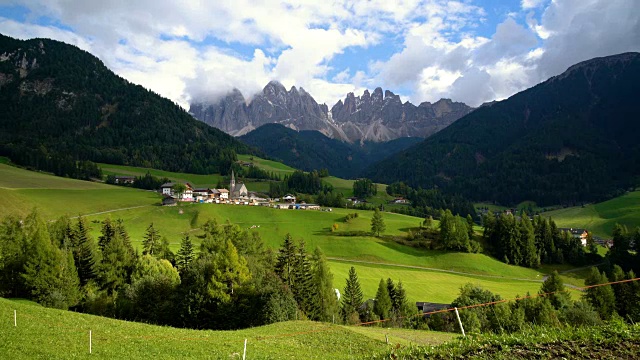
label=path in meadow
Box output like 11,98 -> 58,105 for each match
70,205 -> 152,218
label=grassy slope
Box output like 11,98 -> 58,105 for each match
544,190 -> 640,237
0,298 -> 408,359
0,164 -> 161,219
1,163 -> 583,303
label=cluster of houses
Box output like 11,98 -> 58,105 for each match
159,171 -> 321,210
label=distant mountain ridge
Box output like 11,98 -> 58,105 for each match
364,52 -> 640,206
0,34 -> 253,174
239,123 -> 423,178
189,83 -> 473,143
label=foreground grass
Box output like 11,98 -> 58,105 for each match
380,320 -> 640,359
0,298 -> 454,359
545,190 -> 640,237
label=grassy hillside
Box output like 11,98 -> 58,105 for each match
544,190 -> 640,237
0,163 -> 161,219
0,297 -> 454,359
0,163 -> 586,304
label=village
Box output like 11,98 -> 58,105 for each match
157,170 -> 323,211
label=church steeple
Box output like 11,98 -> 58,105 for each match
230,169 -> 236,192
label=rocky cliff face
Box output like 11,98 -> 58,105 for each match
329,87 -> 473,142
189,83 -> 472,142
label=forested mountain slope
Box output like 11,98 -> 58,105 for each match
0,34 -> 254,175
365,53 -> 640,206
239,123 -> 423,178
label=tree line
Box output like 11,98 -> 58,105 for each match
386,182 -> 476,219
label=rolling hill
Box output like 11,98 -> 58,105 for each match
0,34 -> 255,175
365,53 -> 640,206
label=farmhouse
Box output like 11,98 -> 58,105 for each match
283,194 -> 296,203
161,195 -> 178,206
160,182 -> 175,196
159,182 -> 194,201
218,188 -> 229,200
558,228 -> 589,246
416,302 -> 449,315
114,175 -> 135,185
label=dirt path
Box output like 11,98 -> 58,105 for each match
69,205 -> 152,219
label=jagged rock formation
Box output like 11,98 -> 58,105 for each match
189,83 -> 473,143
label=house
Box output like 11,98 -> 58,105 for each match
229,170 -> 249,199
114,175 -> 136,185
283,194 -> 296,203
558,228 -> 589,246
161,195 -> 178,206
416,302 -> 449,315
299,204 -> 321,210
210,188 -> 221,199
218,188 -> 229,200
181,183 -> 194,201
393,197 -> 408,204
160,182 -> 176,196
193,188 -> 210,201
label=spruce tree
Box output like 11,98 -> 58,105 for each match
519,215 -> 539,268
342,266 -> 363,321
98,218 -> 116,251
584,267 -> 616,320
466,214 -> 475,240
176,234 -> 195,273
293,240 -> 316,318
0,215 -> 29,298
311,247 -> 339,322
98,224 -> 135,294
373,278 -> 392,320
72,216 -> 100,286
275,233 -> 297,289
539,271 -> 571,310
371,208 -> 386,237
386,278 -> 397,309
142,223 -> 161,256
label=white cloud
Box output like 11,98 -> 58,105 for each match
0,0 -> 638,110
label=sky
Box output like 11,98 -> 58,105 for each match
0,0 -> 638,109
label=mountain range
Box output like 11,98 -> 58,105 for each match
189,82 -> 473,143
0,34 -> 254,175
364,52 -> 640,206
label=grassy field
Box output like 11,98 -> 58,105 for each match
544,191 -> 640,237
237,154 -> 296,177
0,297 -> 457,359
0,162 -> 589,304
0,164 -> 161,219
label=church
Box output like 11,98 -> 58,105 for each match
229,170 -> 248,199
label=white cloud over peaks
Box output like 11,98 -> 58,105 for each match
521,0 -> 545,10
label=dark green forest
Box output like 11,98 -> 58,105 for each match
365,53 -> 640,206
0,34 -> 256,176
239,123 -> 423,179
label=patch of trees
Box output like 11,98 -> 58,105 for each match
425,268 -> 640,334
268,170 -> 331,197
386,182 -> 476,219
7,148 -> 102,181
106,171 -> 169,190
353,178 -> 377,198
232,164 -> 281,181
315,190 -> 346,208
482,213 -> 595,268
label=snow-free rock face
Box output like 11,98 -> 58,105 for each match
189,82 -> 473,142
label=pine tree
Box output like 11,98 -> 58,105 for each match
275,233 -> 297,289
176,234 -> 195,273
342,266 -> 363,321
97,218 -> 116,251
373,278 -> 392,320
293,240 -> 316,318
584,267 -> 616,320
142,223 -> 161,256
311,247 -> 339,322
0,215 -> 29,298
519,215 -> 539,268
98,223 -> 135,294
394,280 -> 412,319
386,278 -> 397,309
158,236 -> 175,263
539,271 -> 571,310
371,208 -> 386,237
72,216 -> 100,286
466,214 -> 475,240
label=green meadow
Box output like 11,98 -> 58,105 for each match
0,162 -> 590,304
1,297 -> 456,359
544,190 -> 640,237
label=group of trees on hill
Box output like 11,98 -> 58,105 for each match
386,181 -> 476,219
269,170 -> 332,198
482,213 -> 595,268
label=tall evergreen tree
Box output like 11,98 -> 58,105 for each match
371,208 -> 386,237
311,247 -> 339,322
519,214 -> 539,268
539,271 -> 571,310
176,234 -> 195,273
98,218 -> 116,251
342,266 -> 363,321
98,222 -> 135,294
71,216 -> 100,286
292,240 -> 316,317
584,267 -> 616,320
0,215 -> 29,297
373,278 -> 392,320
142,223 -> 162,256
275,233 -> 297,289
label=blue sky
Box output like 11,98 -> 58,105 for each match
0,0 -> 638,108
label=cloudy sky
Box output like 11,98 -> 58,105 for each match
0,0 -> 638,108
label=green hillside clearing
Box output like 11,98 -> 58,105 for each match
544,190 -> 640,237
